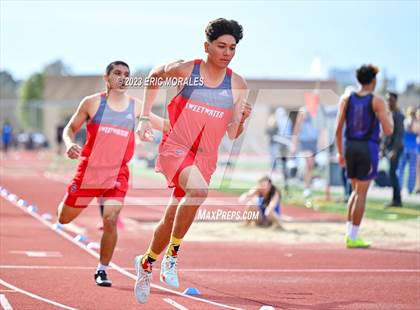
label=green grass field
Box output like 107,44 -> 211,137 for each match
283,186 -> 420,221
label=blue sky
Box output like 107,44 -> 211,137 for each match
1,0 -> 419,90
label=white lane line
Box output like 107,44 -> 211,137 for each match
0,280 -> 76,310
173,268 -> 420,273
9,251 -> 62,258
163,298 -> 190,310
2,194 -> 244,310
1,265 -> 419,273
0,294 -> 13,310
0,265 -> 93,270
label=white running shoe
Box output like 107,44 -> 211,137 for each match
134,255 -> 152,304
160,255 -> 179,288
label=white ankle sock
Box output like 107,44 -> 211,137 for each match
349,225 -> 359,241
346,221 -> 352,236
96,263 -> 107,272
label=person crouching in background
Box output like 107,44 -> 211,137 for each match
240,176 -> 283,229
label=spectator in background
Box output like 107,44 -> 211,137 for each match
56,121 -> 66,155
415,108 -> 420,194
398,106 -> 419,195
275,107 -> 292,192
384,92 -> 405,207
2,120 -> 13,154
265,110 -> 280,171
291,104 -> 319,198
240,176 -> 283,229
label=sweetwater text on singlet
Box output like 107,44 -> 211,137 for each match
99,126 -> 129,137
186,103 -> 224,118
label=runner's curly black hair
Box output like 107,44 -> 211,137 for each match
205,18 -> 243,43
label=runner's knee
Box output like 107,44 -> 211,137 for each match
102,212 -> 119,232
186,188 -> 208,205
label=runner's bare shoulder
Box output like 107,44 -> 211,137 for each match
79,93 -> 103,119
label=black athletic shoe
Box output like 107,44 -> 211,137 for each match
95,270 -> 112,287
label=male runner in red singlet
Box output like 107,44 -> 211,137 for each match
134,18 -> 252,303
56,61 -> 168,287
